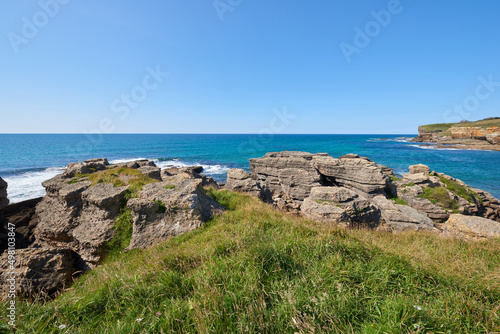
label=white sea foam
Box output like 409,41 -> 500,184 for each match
4,167 -> 65,204
110,157 -> 230,175
408,145 -> 461,151
3,158 -> 230,204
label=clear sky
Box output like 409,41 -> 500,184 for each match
1,0 -> 499,134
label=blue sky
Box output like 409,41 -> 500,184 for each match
1,0 -> 499,134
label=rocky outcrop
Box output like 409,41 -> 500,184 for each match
232,152 -> 500,232
443,214 -> 500,239
35,179 -> 128,266
1,159 -> 223,298
0,198 -> 42,254
248,151 -> 392,212
225,169 -> 271,201
127,178 -> 223,249
249,151 -> 325,211
301,187 -> 381,229
313,154 -> 391,196
161,166 -> 219,189
372,196 -> 436,232
0,248 -> 76,297
411,120 -> 500,151
486,132 -> 500,144
0,177 -> 8,211
449,126 -> 500,140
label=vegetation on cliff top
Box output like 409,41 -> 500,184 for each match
419,117 -> 500,134
2,190 -> 500,333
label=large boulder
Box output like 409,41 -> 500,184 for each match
443,214 -> 500,239
396,185 -> 449,222
301,187 -> 381,229
225,169 -> 271,201
161,166 -> 219,189
372,195 -> 436,232
0,198 -> 42,253
486,132 -> 500,144
35,178 -> 128,266
0,177 -> 9,210
0,248 -> 76,298
313,154 -> 390,196
126,179 -> 224,249
138,166 -> 162,181
250,151 -> 325,211
409,164 -> 430,175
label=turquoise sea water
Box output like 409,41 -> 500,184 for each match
0,134 -> 499,203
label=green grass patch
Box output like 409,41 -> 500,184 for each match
105,209 -> 134,260
163,184 -> 178,190
419,118 -> 500,134
392,198 -> 408,205
155,200 -> 167,213
86,167 -> 159,198
390,176 -> 401,182
419,187 -> 459,210
438,176 -> 479,204
387,192 -> 408,205
4,190 -> 500,333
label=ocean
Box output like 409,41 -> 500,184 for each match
1,134 -> 499,203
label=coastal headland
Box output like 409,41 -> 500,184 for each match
411,117 -> 500,151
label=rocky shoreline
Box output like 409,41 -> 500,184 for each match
411,122 -> 500,151
1,153 -> 500,298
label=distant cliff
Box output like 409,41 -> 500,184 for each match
411,118 -> 500,150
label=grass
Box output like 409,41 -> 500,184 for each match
438,176 -> 479,204
392,198 -> 409,205
155,200 -> 167,213
163,184 -> 178,190
419,118 -> 500,135
67,167 -> 159,200
105,209 -> 134,260
419,187 -> 459,211
2,190 -> 500,333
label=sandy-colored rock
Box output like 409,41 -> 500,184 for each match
372,195 -> 436,232
443,214 -> 500,239
486,132 -> 500,144
313,155 -> 390,196
0,248 -> 75,298
127,179 -> 224,250
225,169 -> 271,201
250,151 -> 325,211
409,164 -> 430,175
301,187 -> 381,229
401,173 -> 442,188
138,166 -> 162,181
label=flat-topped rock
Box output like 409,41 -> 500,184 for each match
225,169 -> 271,201
250,151 -> 325,211
409,164 -> 430,175
127,179 -> 224,250
0,247 -> 76,297
372,195 -> 436,232
313,155 -> 390,195
301,187 -> 381,229
443,214 -> 500,239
